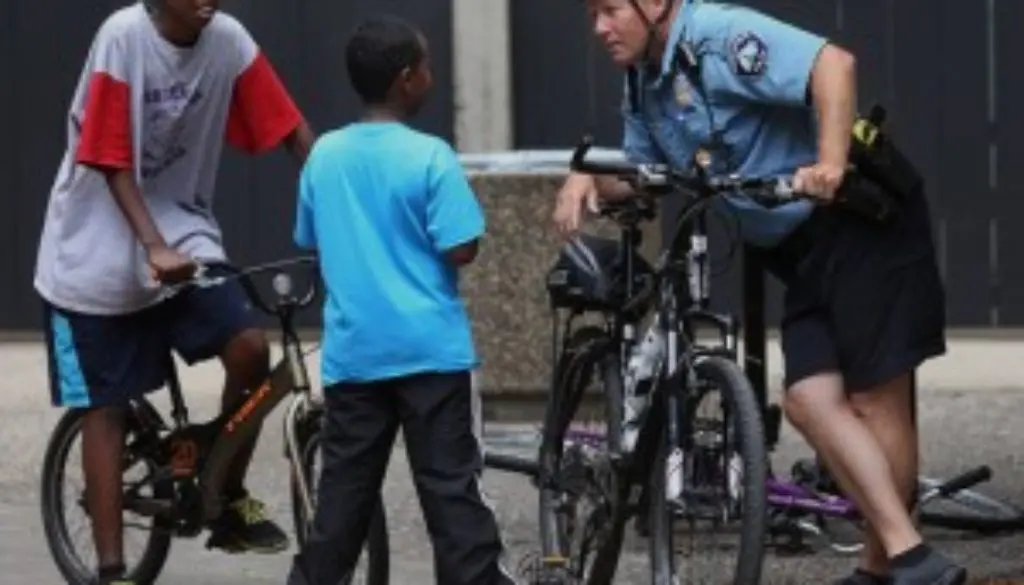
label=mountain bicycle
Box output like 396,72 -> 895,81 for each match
40,256 -> 389,585
527,138 -> 835,585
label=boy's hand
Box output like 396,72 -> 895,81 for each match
147,245 -> 196,284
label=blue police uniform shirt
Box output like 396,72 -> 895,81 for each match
294,121 -> 485,385
622,1 -> 828,248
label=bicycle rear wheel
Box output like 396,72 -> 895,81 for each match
537,326 -> 626,585
648,356 -> 768,585
291,431 -> 390,585
41,408 -> 173,585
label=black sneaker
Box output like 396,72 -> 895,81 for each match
206,494 -> 290,554
890,545 -> 966,585
834,568 -> 890,585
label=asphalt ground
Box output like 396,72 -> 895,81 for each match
2,342 -> 1024,584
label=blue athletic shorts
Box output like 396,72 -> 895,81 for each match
42,264 -> 264,409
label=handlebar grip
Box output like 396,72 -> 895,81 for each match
933,465 -> 992,497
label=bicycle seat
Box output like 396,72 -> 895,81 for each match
546,233 -> 654,316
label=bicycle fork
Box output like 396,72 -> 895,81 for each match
284,394 -> 316,521
282,336 -> 318,522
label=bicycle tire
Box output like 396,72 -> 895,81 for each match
291,432 -> 390,585
41,408 -> 173,585
650,356 -> 767,585
916,475 -> 1024,533
647,431 -> 676,585
537,326 -> 624,585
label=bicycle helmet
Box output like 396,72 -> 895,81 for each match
580,0 -> 679,62
546,233 -> 654,314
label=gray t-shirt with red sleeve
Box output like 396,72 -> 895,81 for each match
34,2 -> 302,315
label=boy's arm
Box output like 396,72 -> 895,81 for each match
446,240 -> 479,267
283,120 -> 316,165
75,23 -> 193,282
224,22 -> 311,163
426,143 -> 485,268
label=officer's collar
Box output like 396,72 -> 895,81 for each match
646,0 -> 695,87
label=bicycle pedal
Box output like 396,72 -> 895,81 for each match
519,553 -> 572,585
529,568 -> 572,585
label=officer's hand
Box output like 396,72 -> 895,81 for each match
147,245 -> 197,285
553,173 -> 600,238
793,162 -> 846,202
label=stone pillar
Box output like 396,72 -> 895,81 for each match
452,0 -> 513,152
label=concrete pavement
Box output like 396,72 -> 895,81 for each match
2,339 -> 1024,583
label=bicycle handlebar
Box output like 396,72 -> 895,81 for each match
156,255 -> 319,315
569,136 -> 801,205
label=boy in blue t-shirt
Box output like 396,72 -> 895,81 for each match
285,15 -> 515,585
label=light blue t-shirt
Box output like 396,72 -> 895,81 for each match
623,1 -> 829,247
294,122 -> 485,385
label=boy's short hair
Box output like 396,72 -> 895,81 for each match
345,15 -> 424,104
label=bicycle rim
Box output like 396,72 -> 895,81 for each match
667,356 -> 768,585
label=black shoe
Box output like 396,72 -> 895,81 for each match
890,544 -> 966,585
206,494 -> 290,554
834,568 -> 890,585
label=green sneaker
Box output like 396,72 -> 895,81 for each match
206,494 -> 290,554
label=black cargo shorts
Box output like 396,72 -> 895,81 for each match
757,186 -> 947,393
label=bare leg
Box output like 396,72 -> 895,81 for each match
206,328 -> 288,553
783,372 -> 921,557
218,329 -> 270,497
81,406 -> 127,570
848,372 -> 919,576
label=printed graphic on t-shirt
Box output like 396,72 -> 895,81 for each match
141,81 -> 204,180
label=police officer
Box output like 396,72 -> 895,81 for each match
553,2 -> 964,585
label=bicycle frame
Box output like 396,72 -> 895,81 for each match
128,265 -> 318,525
539,191 -> 745,569
618,197 -> 738,502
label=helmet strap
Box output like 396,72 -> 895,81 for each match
628,0 -> 677,65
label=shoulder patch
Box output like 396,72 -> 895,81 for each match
730,31 -> 768,76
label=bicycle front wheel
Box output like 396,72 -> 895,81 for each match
40,408 -> 173,585
916,474 -> 1024,533
649,356 -> 769,585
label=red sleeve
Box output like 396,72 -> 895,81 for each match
226,52 -> 303,154
75,72 -> 132,170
